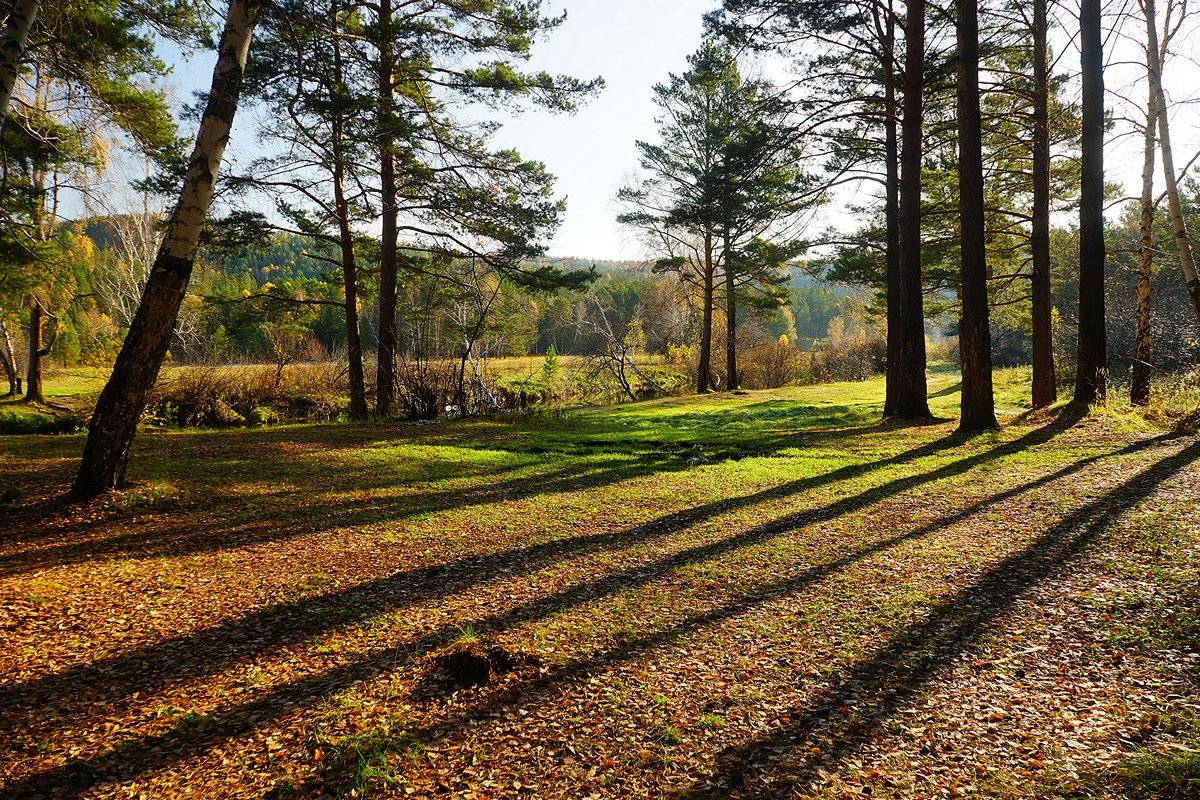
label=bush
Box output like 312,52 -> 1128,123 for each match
812,333 -> 887,382
740,336 -> 810,389
394,360 -> 457,420
144,363 -> 349,428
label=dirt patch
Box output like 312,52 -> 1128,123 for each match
421,643 -> 540,694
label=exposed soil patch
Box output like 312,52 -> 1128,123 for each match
421,643 -> 541,694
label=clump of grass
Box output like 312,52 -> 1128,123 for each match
107,482 -> 182,512
654,725 -> 683,747
1112,748 -> 1200,799
176,710 -> 210,728
452,624 -> 480,645
325,719 -> 424,794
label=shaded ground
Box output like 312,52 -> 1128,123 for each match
1,370 -> 1198,799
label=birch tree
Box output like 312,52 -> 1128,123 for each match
74,0 -> 263,496
0,0 -> 38,121
1143,0 -> 1200,325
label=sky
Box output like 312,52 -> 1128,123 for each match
486,1 -> 719,260
143,0 -> 1200,262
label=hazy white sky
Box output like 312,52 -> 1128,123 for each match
486,0 -> 719,260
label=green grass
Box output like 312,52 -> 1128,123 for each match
0,400 -> 81,434
1111,747 -> 1200,799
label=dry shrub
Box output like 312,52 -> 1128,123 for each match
739,334 -> 811,389
394,358 -> 458,420
927,336 -> 959,364
812,332 -> 887,382
146,362 -> 349,427
279,361 -> 347,421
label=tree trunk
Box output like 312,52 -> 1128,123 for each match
1030,0 -> 1057,408
893,0 -> 931,419
24,297 -> 42,403
883,5 -> 902,418
955,0 -> 996,431
1132,72 -> 1157,407
723,226 -> 738,391
1074,0 -> 1106,404
0,319 -> 19,395
374,0 -> 399,417
0,324 -> 16,396
73,0 -> 261,497
0,0 -> 38,123
336,184 -> 368,421
330,9 -> 368,421
1144,0 -> 1200,325
697,231 -> 714,393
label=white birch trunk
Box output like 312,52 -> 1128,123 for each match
0,0 -> 38,122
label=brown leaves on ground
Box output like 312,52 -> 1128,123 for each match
0,405 -> 1198,799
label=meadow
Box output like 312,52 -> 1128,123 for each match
1,368 -> 1198,799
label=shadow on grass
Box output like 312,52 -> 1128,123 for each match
0,423 -> 960,726
929,381 -> 963,399
0,405 -> 948,576
675,438 -> 1200,798
0,408 -> 1128,796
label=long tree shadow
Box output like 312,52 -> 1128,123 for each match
1,407 -> 1087,714
0,411 -> 919,572
289,429 -> 1192,796
676,438 -> 1200,798
0,409 -> 1089,735
0,411 -> 1124,795
0,426 -> 959,729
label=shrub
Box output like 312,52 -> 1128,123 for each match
144,363 -> 349,428
393,359 -> 457,420
740,336 -> 810,389
812,332 -> 887,382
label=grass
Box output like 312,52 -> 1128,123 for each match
0,400 -> 82,434
1112,748 -> 1200,799
0,367 -> 1198,799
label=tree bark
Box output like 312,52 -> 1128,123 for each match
1144,0 -> 1200,325
892,0 -> 931,419
1132,71 -> 1157,406
955,0 -> 996,431
335,171 -> 368,421
697,232 -> 714,393
24,297 -> 43,403
73,0 -> 261,497
0,0 -> 38,123
1030,0 -> 1057,408
330,8 -> 368,421
1074,0 -> 1107,404
0,326 -> 16,396
374,0 -> 399,417
883,3 -> 902,418
0,319 -> 19,395
723,225 -> 738,390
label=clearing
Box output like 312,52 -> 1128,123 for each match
1,369 -> 1198,799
